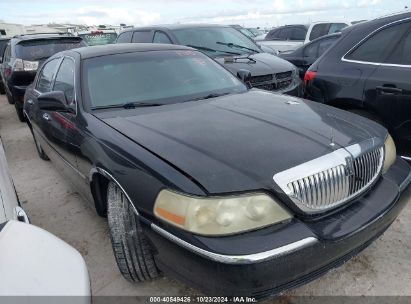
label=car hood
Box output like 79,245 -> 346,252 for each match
214,52 -> 295,76
97,90 -> 386,194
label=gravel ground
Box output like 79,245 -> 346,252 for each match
0,94 -> 410,301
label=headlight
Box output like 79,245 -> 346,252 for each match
154,190 -> 292,236
383,134 -> 396,174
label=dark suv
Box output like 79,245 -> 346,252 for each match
116,24 -> 303,96
0,38 -> 10,94
304,12 -> 411,160
0,33 -> 85,121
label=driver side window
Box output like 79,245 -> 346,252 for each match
53,58 -> 75,107
36,59 -> 60,93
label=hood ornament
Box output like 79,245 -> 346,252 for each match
329,127 -> 336,147
285,100 -> 300,105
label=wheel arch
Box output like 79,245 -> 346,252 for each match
89,167 -> 139,217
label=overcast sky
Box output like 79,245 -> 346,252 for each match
0,0 -> 409,28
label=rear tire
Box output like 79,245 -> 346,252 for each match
6,91 -> 14,104
15,104 -> 26,122
30,128 -> 49,161
0,83 -> 5,95
107,181 -> 160,282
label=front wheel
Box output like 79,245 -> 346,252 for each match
107,181 -> 160,282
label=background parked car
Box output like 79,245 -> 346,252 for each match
279,33 -> 341,78
117,24 -> 303,96
76,29 -> 118,46
0,37 -> 10,94
0,137 -> 91,301
0,33 -> 85,121
304,11 -> 411,160
259,22 -> 349,53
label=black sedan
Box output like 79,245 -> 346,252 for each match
23,44 -> 411,299
304,11 -> 411,160
279,33 -> 340,78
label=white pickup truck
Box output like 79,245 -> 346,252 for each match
258,22 -> 350,53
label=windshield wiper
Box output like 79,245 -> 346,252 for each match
190,92 -> 231,102
216,41 -> 259,54
186,44 -> 241,55
91,102 -> 164,110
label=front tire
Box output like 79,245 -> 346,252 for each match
107,181 -> 160,282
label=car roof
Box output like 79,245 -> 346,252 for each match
122,23 -> 231,33
64,43 -> 196,59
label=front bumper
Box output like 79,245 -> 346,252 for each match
142,157 -> 410,298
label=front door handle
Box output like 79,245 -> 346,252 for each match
42,113 -> 51,121
376,86 -> 403,95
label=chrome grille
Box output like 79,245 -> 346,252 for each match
273,141 -> 385,213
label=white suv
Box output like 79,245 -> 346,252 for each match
258,22 -> 349,53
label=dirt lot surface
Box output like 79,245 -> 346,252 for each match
0,95 -> 410,300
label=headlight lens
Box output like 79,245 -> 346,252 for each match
383,134 -> 396,173
154,190 -> 292,236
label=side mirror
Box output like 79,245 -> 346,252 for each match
237,69 -> 252,89
37,91 -> 69,112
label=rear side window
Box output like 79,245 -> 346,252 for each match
318,36 -> 339,56
131,31 -> 152,43
345,21 -> 411,63
15,38 -> 85,61
153,31 -> 172,44
116,31 -> 132,43
386,28 -> 411,65
36,59 -> 60,93
265,29 -> 280,40
329,23 -> 347,34
290,27 -> 307,41
53,58 -> 75,105
309,24 -> 330,41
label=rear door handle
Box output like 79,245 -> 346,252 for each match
376,86 -> 403,95
42,113 -> 51,121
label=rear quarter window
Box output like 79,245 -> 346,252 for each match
132,31 -> 152,43
345,21 -> 411,63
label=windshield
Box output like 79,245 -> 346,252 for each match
16,38 -> 85,61
172,27 -> 261,57
82,50 -> 246,109
78,32 -> 118,46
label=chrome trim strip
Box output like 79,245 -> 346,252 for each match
400,170 -> 411,192
401,156 -> 411,162
89,167 -> 139,215
151,224 -> 318,264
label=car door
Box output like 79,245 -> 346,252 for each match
29,58 -> 66,163
363,21 -> 411,157
51,57 -> 79,169
1,44 -> 11,94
